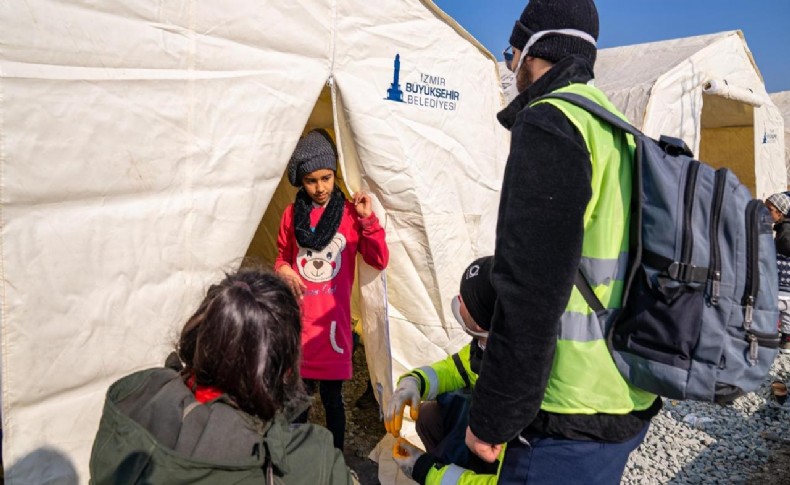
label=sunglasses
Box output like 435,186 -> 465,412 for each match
503,46 -> 514,72
503,20 -> 535,73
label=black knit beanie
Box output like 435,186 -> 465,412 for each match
509,0 -> 599,67
287,129 -> 338,187
459,256 -> 496,331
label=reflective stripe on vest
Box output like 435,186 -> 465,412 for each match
532,83 -> 656,414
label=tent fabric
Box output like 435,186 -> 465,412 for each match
770,91 -> 790,185
0,1 -> 509,482
500,31 -> 786,199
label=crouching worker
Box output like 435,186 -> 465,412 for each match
386,256 -> 500,483
89,268 -> 353,484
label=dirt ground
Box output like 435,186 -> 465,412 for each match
306,343 -> 383,485
750,440 -> 790,484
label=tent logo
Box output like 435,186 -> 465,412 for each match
763,130 -> 777,144
384,54 -> 460,111
385,54 -> 404,102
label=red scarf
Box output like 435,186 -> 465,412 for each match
186,374 -> 224,403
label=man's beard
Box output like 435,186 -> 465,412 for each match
515,64 -> 533,93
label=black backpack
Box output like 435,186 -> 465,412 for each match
540,92 -> 780,404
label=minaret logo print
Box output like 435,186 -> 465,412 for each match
385,54 -> 404,102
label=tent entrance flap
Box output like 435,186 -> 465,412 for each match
242,83 -> 387,407
699,93 -> 756,194
245,85 -> 342,266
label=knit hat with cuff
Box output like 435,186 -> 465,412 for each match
509,0 -> 599,67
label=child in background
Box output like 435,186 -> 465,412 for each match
765,192 -> 790,353
275,129 -> 389,450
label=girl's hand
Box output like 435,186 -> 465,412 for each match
277,266 -> 306,300
352,192 -> 373,219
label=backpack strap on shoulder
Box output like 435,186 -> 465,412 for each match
534,92 -> 642,138
537,91 -> 640,314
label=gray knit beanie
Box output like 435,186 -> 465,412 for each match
509,0 -> 599,67
287,129 -> 338,187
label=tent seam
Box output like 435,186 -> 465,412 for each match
0,59 -> 8,438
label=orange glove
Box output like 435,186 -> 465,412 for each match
392,437 -> 425,479
384,376 -> 420,437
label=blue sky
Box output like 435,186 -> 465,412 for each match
433,1 -> 790,93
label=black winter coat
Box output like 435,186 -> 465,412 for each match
469,56 -> 660,445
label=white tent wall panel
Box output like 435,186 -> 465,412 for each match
639,66 -> 706,151
333,0 -> 507,378
770,91 -> 790,184
0,1 -> 335,481
752,104 -> 786,196
1,1 -> 509,482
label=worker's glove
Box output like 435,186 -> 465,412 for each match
384,376 -> 421,437
392,437 -> 425,480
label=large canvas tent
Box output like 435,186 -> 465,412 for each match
770,91 -> 790,183
501,31 -> 786,198
0,1 -> 508,482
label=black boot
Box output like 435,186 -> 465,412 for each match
354,380 -> 377,409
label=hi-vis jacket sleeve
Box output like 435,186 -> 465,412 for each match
412,446 -> 505,485
400,343 -> 477,400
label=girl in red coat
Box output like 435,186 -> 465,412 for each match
275,129 -> 389,449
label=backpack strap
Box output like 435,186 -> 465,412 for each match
536,91 -> 641,315
534,92 -> 643,138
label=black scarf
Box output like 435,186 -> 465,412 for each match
293,187 -> 346,251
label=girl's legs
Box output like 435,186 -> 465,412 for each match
293,379 -> 345,450
319,380 -> 346,450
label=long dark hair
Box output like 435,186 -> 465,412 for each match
176,268 -> 305,420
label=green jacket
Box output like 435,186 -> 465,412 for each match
89,367 -> 352,485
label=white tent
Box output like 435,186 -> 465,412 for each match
770,91 -> 790,184
0,1 -> 508,482
501,31 -> 786,198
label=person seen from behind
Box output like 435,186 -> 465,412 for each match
765,192 -> 790,353
89,268 -> 352,484
386,256 -> 500,484
466,1 -> 662,483
275,128 -> 389,450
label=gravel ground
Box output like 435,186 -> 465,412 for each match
623,353 -> 790,485
324,348 -> 790,485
